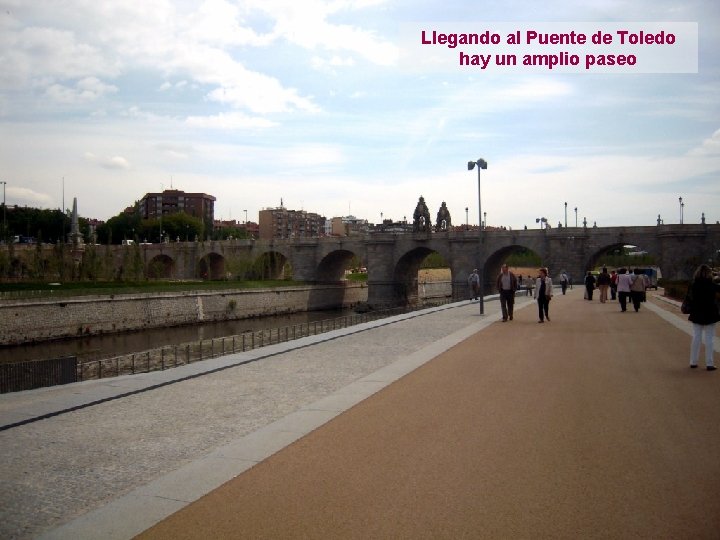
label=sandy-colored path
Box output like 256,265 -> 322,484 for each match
138,292 -> 720,539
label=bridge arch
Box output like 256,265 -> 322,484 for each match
484,244 -> 544,292
393,246 -> 452,306
585,240 -> 662,276
148,254 -> 175,279
316,249 -> 360,282
9,258 -> 27,279
198,252 -> 225,280
253,250 -> 290,280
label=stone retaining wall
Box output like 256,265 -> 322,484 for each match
0,283 -> 367,345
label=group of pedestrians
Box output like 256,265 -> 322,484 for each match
469,262 -> 719,373
491,264 -> 553,324
584,267 -> 649,312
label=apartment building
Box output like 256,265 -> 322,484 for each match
258,206 -> 326,239
138,189 -> 216,232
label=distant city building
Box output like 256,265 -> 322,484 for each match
213,219 -> 259,239
330,215 -> 369,236
372,219 -> 412,234
258,206 -> 326,239
138,189 -> 216,232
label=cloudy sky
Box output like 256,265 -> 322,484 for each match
1,0 -> 718,230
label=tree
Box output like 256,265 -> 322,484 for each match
212,226 -> 250,241
97,205 -> 142,244
145,212 -> 204,242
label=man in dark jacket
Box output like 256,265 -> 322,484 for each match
584,271 -> 596,301
496,264 -> 518,322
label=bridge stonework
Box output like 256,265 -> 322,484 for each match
2,224 -> 718,308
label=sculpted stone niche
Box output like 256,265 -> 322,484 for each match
435,201 -> 452,232
412,196 -> 431,233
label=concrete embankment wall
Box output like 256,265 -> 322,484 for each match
0,283 -> 368,346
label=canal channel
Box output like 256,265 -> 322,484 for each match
0,307 -> 361,366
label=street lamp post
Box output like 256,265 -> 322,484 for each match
465,207 -> 468,230
243,209 -> 247,224
467,158 -> 488,315
564,202 -> 567,228
483,211 -> 487,229
574,207 -> 578,228
536,217 -> 547,229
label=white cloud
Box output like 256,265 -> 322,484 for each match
185,111 -> 278,129
84,152 -> 131,170
45,77 -> 117,104
687,128 -> 720,157
311,55 -> 356,73
246,0 -> 399,66
283,144 -> 346,167
5,186 -> 55,209
0,25 -> 119,90
188,0 -> 278,47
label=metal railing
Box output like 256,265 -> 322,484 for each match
1,356 -> 77,393
77,299 -> 455,382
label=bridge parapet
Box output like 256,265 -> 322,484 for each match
2,224 -> 718,303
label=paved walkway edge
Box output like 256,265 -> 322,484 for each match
38,299 -> 532,540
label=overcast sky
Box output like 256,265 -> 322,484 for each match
1,0 -> 718,230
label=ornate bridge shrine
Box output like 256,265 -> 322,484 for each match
4,224 -> 718,308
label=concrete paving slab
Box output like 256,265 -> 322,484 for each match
132,456 -> 255,502
208,426 -> 312,463
37,493 -> 187,540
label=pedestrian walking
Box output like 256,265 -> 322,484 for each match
630,268 -> 649,312
610,270 -> 618,300
534,267 -> 553,323
597,267 -> 611,303
496,264 -> 518,322
468,269 -> 480,300
616,268 -> 633,312
686,264 -> 720,371
584,271 -> 596,301
560,270 -> 569,295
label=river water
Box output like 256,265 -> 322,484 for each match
0,308 -> 357,366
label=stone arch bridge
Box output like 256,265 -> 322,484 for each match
4,224 -> 719,308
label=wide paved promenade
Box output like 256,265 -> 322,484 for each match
2,288 -> 720,538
